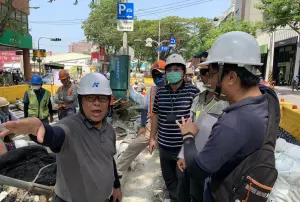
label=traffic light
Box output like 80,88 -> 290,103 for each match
50,38 -> 61,41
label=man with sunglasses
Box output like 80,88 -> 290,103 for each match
176,31 -> 280,202
149,54 -> 200,202
116,60 -> 166,178
0,73 -> 122,202
54,69 -> 78,120
177,52 -> 228,201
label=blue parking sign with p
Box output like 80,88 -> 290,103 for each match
117,3 -> 134,20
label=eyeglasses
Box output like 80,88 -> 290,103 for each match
83,95 -> 109,103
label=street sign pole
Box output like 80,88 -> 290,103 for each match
157,20 -> 161,61
117,1 -> 134,56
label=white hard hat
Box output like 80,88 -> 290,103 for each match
165,54 -> 186,68
77,73 -> 112,95
0,97 -> 9,107
201,31 -> 263,67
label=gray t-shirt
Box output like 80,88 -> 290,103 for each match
54,113 -> 116,202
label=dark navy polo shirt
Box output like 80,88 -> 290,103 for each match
196,85 -> 280,179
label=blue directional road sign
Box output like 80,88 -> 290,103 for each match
117,3 -> 134,20
159,46 -> 169,52
169,37 -> 176,47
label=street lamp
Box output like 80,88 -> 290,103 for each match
37,37 -> 62,73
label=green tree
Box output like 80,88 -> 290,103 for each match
0,0 -> 28,37
82,0 -> 122,53
256,0 -> 300,34
200,19 -> 260,51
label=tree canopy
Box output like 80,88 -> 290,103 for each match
256,0 -> 300,34
83,0 -> 261,64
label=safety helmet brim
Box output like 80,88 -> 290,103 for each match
200,60 -> 263,66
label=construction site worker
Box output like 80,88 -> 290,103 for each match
116,60 -> 166,178
177,52 -> 228,202
23,75 -> 54,124
184,68 -> 195,85
54,69 -> 78,120
175,31 -> 280,201
149,54 -> 200,201
0,73 -> 122,202
0,97 -> 18,155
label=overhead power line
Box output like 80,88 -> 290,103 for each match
29,0 -> 213,25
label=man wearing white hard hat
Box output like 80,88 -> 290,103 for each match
176,31 -> 280,202
0,73 -> 122,202
149,54 -> 200,201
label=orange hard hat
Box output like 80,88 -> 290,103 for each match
152,60 -> 166,74
152,60 -> 166,70
59,69 -> 70,80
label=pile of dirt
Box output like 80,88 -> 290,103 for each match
0,145 -> 56,186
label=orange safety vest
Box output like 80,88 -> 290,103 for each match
110,94 -> 114,106
149,86 -> 155,123
58,86 -> 73,109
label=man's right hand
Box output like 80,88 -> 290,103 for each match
0,118 -> 45,143
148,137 -> 156,155
136,127 -> 146,137
177,159 -> 186,172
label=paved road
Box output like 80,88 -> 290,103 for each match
275,86 -> 300,106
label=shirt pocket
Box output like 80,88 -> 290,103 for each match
100,132 -> 116,156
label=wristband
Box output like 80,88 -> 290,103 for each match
182,132 -> 195,137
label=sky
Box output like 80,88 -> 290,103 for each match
29,0 -> 231,53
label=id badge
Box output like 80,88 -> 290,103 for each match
166,114 -> 177,123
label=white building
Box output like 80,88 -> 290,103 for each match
43,53 -> 92,75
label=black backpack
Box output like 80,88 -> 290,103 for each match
210,94 -> 278,202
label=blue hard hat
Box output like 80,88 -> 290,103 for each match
30,74 -> 43,85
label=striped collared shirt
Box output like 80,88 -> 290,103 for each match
153,82 -> 200,149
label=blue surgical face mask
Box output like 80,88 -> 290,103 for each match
154,76 -> 164,86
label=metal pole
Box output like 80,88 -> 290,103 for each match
38,37 -> 42,74
123,0 -> 128,56
0,175 -> 54,196
158,20 -> 161,61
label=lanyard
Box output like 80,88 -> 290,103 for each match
168,88 -> 181,113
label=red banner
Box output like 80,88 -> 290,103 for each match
0,51 -> 20,64
91,52 -> 100,60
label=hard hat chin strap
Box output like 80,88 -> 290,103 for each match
215,64 -> 224,99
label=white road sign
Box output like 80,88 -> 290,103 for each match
117,20 -> 134,32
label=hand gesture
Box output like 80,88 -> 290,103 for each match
176,117 -> 199,137
0,118 -> 45,143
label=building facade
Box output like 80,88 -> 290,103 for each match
217,0 -> 300,85
68,40 -> 93,54
0,0 -> 32,80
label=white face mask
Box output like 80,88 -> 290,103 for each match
32,85 -> 41,90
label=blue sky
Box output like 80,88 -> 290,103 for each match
29,0 -> 231,53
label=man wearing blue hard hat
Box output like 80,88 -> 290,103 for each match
23,74 -> 54,123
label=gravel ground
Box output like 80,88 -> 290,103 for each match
277,127 -> 300,146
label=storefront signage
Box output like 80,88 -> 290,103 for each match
0,51 -> 20,64
0,29 -> 32,49
275,36 -> 298,48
